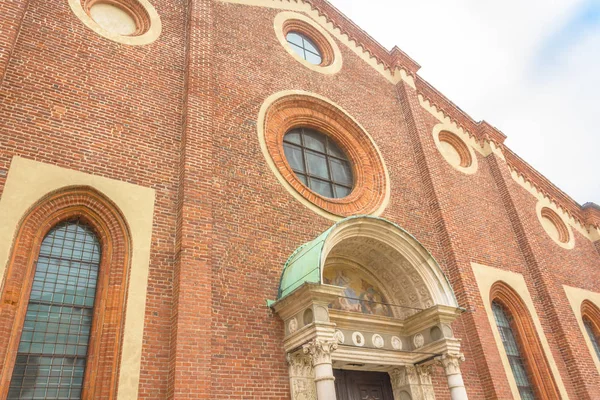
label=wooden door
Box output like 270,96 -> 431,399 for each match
334,370 -> 394,400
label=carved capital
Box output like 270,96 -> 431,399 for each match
437,353 -> 465,375
302,339 -> 338,366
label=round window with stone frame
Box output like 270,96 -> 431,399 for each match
274,12 -> 342,75
283,128 -> 354,199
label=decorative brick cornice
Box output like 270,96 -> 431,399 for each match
582,203 -> 600,230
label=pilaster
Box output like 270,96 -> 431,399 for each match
169,0 -> 214,398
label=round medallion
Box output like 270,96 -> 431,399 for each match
413,333 -> 425,349
352,331 -> 365,347
391,336 -> 403,350
334,330 -> 345,344
288,317 -> 298,334
371,334 -> 384,348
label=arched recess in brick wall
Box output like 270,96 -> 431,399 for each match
490,281 -> 561,399
0,186 -> 131,398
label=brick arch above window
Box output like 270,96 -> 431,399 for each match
490,281 -> 561,399
0,186 -> 131,399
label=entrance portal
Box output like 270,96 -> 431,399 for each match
334,370 -> 394,400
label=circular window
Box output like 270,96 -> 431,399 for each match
285,32 -> 322,65
283,128 -> 353,198
432,124 -> 478,174
536,202 -> 574,249
69,0 -> 161,45
258,91 -> 389,220
274,11 -> 342,74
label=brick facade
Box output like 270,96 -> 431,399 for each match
0,0 -> 598,399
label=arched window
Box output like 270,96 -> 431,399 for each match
8,221 -> 100,399
0,187 -> 130,399
583,318 -> 600,360
489,282 -> 560,399
582,301 -> 600,362
492,301 -> 536,400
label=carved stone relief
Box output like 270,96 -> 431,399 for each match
391,336 -> 403,350
390,365 -> 436,400
287,352 -> 317,400
372,334 -> 384,348
413,333 -> 425,349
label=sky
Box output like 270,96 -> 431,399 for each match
329,0 -> 600,205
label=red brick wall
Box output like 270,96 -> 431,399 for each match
0,0 -> 599,399
0,0 -> 187,397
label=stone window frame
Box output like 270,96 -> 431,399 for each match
489,281 -> 561,399
274,11 -> 342,75
258,90 -> 390,220
0,187 -> 131,398
68,0 -> 162,45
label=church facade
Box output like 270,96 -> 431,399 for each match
0,0 -> 599,399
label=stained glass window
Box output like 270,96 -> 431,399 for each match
8,221 -> 101,399
583,317 -> 600,361
285,31 -> 322,65
492,301 -> 536,400
283,127 -> 353,198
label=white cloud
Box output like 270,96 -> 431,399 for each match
330,0 -> 599,204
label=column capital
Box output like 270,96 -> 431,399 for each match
302,339 -> 338,366
437,353 -> 465,374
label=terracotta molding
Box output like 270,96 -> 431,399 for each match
0,186 -> 131,399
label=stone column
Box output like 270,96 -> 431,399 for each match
303,339 -> 338,400
437,354 -> 468,400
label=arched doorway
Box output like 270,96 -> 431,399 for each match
271,216 -> 468,400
